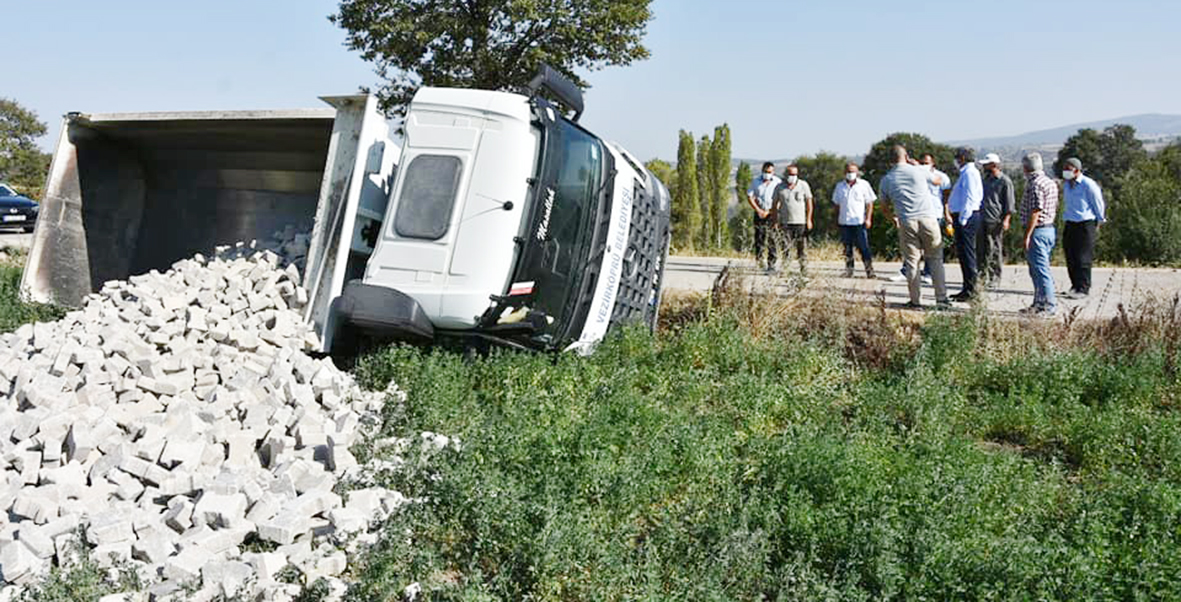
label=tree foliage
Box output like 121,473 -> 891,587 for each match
792,152 -> 850,241
643,158 -> 675,199
1055,124 -> 1147,190
708,124 -> 731,250
330,0 -> 654,115
1102,158 -> 1181,264
730,162 -> 753,252
0,98 -> 51,199
695,134 -> 712,250
672,131 -> 700,251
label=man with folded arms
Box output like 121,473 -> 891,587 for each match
878,145 -> 949,309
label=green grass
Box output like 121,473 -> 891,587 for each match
347,309 -> 1181,601
0,262 -> 65,333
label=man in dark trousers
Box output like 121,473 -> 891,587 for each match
977,153 -> 1015,289
1061,157 -> 1106,299
947,147 -> 983,301
746,162 -> 782,273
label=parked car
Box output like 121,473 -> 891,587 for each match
0,183 -> 38,232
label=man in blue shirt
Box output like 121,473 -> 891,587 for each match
946,147 -> 983,302
746,162 -> 782,273
1061,157 -> 1106,299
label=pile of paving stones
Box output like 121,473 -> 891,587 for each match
0,232 -> 424,601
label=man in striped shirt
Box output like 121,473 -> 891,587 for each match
1020,152 -> 1060,316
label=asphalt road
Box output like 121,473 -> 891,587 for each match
664,255 -> 1181,319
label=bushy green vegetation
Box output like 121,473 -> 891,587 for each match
348,294 -> 1181,601
0,261 -> 65,333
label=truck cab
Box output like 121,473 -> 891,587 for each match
326,70 -> 671,353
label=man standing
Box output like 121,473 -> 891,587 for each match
1061,157 -> 1106,299
746,161 -> 782,273
946,147 -> 984,301
832,163 -> 876,278
772,164 -> 813,274
892,154 -> 950,283
1020,152 -> 1060,316
977,153 -> 1015,289
878,145 -> 949,308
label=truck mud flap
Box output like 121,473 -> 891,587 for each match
330,281 -> 435,343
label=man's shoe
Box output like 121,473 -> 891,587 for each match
1018,304 -> 1042,315
935,299 -> 952,310
889,273 -> 907,283
921,275 -> 933,285
843,269 -> 854,278
1035,307 -> 1058,318
1065,290 -> 1088,300
866,269 -> 877,279
950,291 -> 973,302
902,301 -> 924,310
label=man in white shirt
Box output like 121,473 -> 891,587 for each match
831,163 -> 876,278
746,161 -> 782,272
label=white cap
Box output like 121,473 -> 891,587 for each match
979,152 -> 1001,165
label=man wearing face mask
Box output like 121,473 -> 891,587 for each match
977,153 -> 1015,289
832,163 -> 876,278
772,164 -> 813,274
747,161 -> 782,273
1060,157 -> 1106,299
946,147 -> 984,301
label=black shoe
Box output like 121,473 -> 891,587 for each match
902,301 -> 923,310
935,299 -> 953,310
950,291 -> 974,302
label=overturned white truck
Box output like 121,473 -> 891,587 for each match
22,69 -> 671,354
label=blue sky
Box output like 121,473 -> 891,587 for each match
8,0 -> 1180,162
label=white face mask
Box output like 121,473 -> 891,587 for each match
763,172 -> 774,181
1062,170 -> 1076,181
786,175 -> 798,185
845,173 -> 857,182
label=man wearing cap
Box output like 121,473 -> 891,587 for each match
878,145 -> 949,309
947,147 -> 984,301
747,161 -> 782,273
772,164 -> 813,274
832,163 -> 876,278
977,153 -> 1015,288
1061,157 -> 1106,299
1020,152 -> 1060,316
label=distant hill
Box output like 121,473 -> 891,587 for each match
946,113 -> 1181,160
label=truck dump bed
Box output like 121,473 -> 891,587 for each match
22,96 -> 396,353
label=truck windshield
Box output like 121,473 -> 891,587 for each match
522,118 -> 604,339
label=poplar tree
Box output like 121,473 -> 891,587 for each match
672,130 -> 700,251
696,134 -> 713,250
710,124 -> 732,250
732,162 -> 754,251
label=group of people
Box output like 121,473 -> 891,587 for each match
745,145 -> 1106,315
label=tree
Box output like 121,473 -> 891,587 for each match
643,158 -> 676,200
330,0 -> 654,115
696,134 -> 712,250
708,124 -> 731,250
791,151 -> 850,241
1055,124 -> 1147,190
0,98 -> 51,200
730,162 -> 754,252
1102,158 -> 1181,264
671,131 -> 700,251
862,132 -> 955,190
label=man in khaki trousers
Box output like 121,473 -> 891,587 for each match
877,145 -> 950,309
